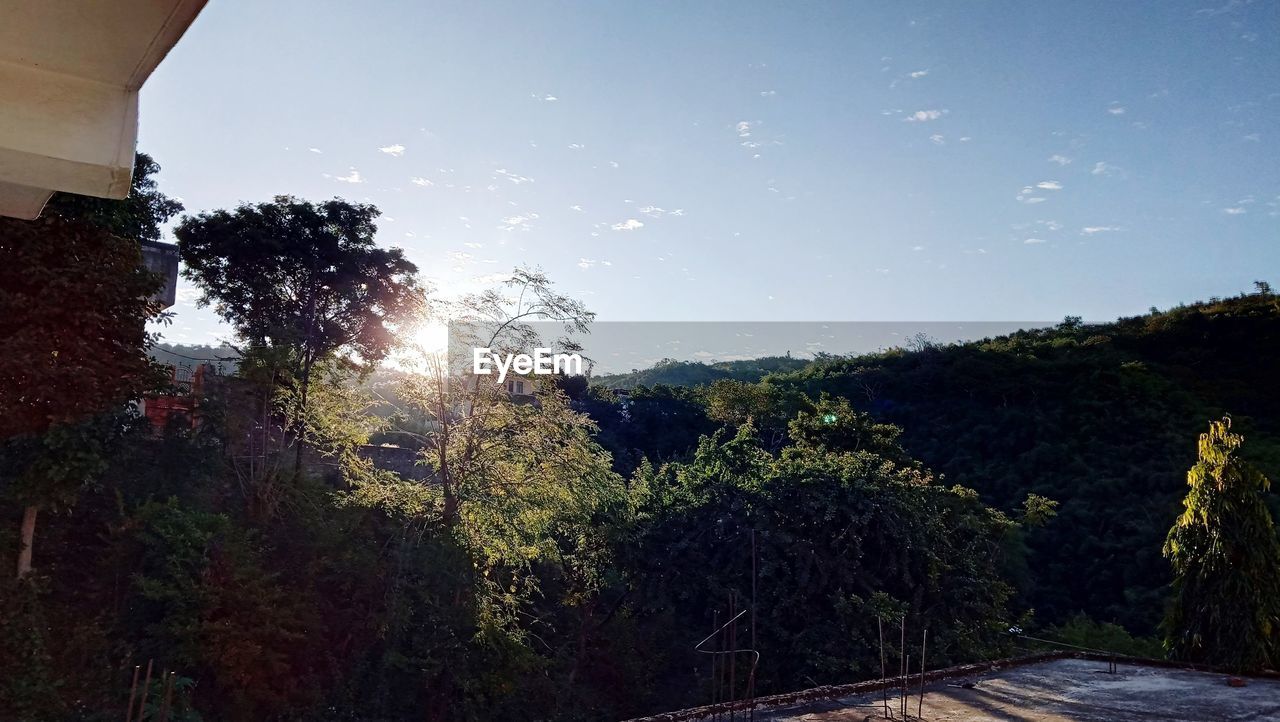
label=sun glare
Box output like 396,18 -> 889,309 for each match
411,320 -> 450,357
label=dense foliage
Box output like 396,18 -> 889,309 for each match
5,150 -> 1277,716
1163,418 -> 1280,671
590,290 -> 1280,636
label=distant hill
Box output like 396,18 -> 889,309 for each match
591,355 -> 810,388
150,342 -> 241,374
580,286 -> 1280,635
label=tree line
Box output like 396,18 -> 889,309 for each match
2,155 -> 1277,720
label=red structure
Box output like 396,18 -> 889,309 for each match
141,363 -> 210,430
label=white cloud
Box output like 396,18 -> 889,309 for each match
1048,154 -> 1072,165
308,147 -> 323,154
1223,207 -> 1247,215
568,143 -> 584,150
379,144 -> 406,156
569,204 -> 584,212
909,69 -> 929,78
760,90 -> 777,97
1081,226 -> 1120,234
1016,186 -> 1047,204
736,121 -> 754,137
912,245 -> 924,251
577,258 -> 597,269
1023,238 -> 1047,244
930,134 -> 945,145
611,219 -> 644,231
1107,106 -> 1126,116
904,109 -> 947,122
330,168 -> 364,184
410,177 -> 434,187
1091,161 -> 1117,176
500,213 -> 540,230
495,168 -> 534,184
1037,180 -> 1063,190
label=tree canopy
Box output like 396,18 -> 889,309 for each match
1163,418 -> 1280,671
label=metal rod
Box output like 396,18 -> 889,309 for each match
137,659 -> 153,721
729,592 -> 737,722
160,671 -> 175,722
918,629 -> 928,719
750,529 -> 758,722
125,665 -> 140,722
878,617 -> 888,718
901,614 -> 911,716
903,655 -> 910,718
711,611 -> 720,713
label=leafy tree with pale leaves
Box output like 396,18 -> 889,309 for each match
1163,417 -> 1280,671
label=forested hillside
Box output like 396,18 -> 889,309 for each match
583,288 -> 1280,635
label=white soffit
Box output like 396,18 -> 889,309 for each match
0,1 -> 206,219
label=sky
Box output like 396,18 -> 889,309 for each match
139,0 -> 1279,351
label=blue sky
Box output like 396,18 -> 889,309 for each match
140,0 -> 1278,348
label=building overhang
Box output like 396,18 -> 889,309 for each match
0,1 -> 206,219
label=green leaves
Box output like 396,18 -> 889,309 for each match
0,216 -> 166,439
175,196 -> 426,374
1163,418 -> 1280,671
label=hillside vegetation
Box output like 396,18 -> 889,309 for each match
584,288 -> 1280,635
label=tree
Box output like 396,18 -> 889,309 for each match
0,218 -> 168,577
1163,417 -> 1280,671
44,152 -> 185,243
2,151 -> 181,579
175,196 -> 426,476
349,269 -> 624,715
380,267 -> 609,547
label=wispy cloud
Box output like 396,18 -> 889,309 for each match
569,204 -> 585,212
494,168 -> 534,184
308,147 -> 323,154
1037,180 -> 1063,190
1023,238 -> 1048,244
1091,161 -> 1117,176
1048,154 -> 1072,166
1016,186 -> 1047,204
930,134 -> 945,145
909,69 -> 929,78
327,168 -> 364,184
1223,206 -> 1247,215
1106,104 -> 1126,116
500,213 -> 540,231
736,121 -> 754,137
379,144 -> 406,156
1082,226 -> 1121,235
760,90 -> 777,97
611,219 -> 644,231
904,109 -> 947,122
410,177 -> 434,187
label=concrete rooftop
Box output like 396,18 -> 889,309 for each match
754,658 -> 1280,722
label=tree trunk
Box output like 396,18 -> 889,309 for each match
292,350 -> 314,476
16,505 -> 37,578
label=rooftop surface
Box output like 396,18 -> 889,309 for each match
753,658 -> 1280,722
